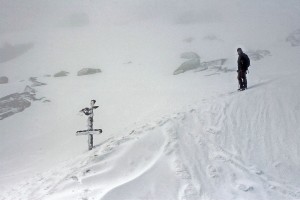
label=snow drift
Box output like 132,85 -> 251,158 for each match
1,0 -> 300,199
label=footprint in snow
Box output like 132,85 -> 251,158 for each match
237,184 -> 254,192
205,127 -> 220,135
207,165 -> 220,178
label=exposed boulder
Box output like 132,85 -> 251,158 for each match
174,53 -> 229,75
286,29 -> 300,46
174,52 -> 200,75
54,71 -> 69,77
247,50 -> 271,61
180,52 -> 200,60
195,59 -> 229,73
0,76 -> 8,84
0,92 -> 39,120
24,85 -> 36,94
29,77 -> 47,87
77,68 -> 102,76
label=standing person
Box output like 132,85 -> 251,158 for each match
237,48 -> 250,91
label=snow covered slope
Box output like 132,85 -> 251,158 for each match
1,0 -> 300,199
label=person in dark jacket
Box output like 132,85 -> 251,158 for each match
237,48 -> 250,90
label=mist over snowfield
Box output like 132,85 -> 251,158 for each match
1,0 -> 300,199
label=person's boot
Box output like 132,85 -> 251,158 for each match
238,79 -> 243,91
238,85 -> 244,91
244,79 -> 247,89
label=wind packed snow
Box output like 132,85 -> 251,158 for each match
1,0 -> 300,199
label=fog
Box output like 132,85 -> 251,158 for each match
2,0 -> 299,33
1,0 -> 300,79
1,0 -> 229,32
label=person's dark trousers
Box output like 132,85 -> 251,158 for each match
237,70 -> 247,89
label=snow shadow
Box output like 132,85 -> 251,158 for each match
247,79 -> 276,90
0,42 -> 34,63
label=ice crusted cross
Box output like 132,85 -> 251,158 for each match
76,100 -> 102,150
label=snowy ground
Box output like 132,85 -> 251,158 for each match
1,0 -> 300,199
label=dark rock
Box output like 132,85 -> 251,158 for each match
0,76 -> 8,84
247,50 -> 271,61
43,100 -> 51,103
286,29 -> 300,46
174,52 -> 200,75
24,85 -> 36,94
54,71 -> 69,77
29,77 -> 47,87
180,52 -> 200,60
77,68 -> 101,76
196,59 -> 228,72
0,92 -> 40,120
174,55 -> 229,75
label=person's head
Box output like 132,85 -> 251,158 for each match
90,99 -> 96,106
237,48 -> 243,55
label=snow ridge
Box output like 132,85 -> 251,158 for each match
2,86 -> 300,200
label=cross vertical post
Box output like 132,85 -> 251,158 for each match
76,100 -> 102,150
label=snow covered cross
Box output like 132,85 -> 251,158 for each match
76,100 -> 102,150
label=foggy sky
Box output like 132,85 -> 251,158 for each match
0,0 -> 278,33
1,0 -> 300,39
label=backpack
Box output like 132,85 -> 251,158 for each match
244,54 -> 250,69
240,53 -> 250,71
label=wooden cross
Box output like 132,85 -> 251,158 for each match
76,100 -> 102,150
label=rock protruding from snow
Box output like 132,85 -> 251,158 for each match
0,76 -> 8,84
195,59 -> 228,73
0,92 -> 39,120
77,68 -> 102,76
54,71 -> 70,77
24,86 -> 36,94
247,50 -> 271,61
29,77 -> 47,87
180,52 -> 200,60
174,52 -> 200,75
174,53 -> 229,75
286,29 -> 300,46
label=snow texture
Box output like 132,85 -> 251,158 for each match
1,0 -> 300,199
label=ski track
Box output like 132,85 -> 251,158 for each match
1,78 -> 300,200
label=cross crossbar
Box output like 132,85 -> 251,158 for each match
76,129 -> 102,136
